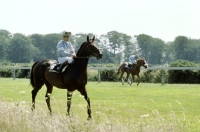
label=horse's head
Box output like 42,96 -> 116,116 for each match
137,58 -> 148,68
77,36 -> 102,60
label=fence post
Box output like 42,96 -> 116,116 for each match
161,70 -> 164,85
13,69 -> 16,80
98,69 -> 101,83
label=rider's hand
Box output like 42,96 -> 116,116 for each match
72,54 -> 76,58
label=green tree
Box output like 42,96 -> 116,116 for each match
97,34 -> 115,64
107,31 -> 124,58
173,36 -> 200,62
42,33 -> 61,60
122,34 -> 133,61
136,34 -> 166,65
174,36 -> 188,60
185,39 -> 200,62
0,30 -> 11,61
29,34 -> 45,61
150,38 -> 165,64
8,33 -> 34,63
136,34 -> 153,59
100,48 -> 115,63
164,42 -> 176,64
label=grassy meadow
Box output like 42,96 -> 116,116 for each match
0,78 -> 200,131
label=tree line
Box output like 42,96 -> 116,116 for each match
0,29 -> 200,65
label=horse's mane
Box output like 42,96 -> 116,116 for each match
76,41 -> 98,56
76,42 -> 86,56
138,58 -> 145,61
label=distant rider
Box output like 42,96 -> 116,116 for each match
126,54 -> 140,69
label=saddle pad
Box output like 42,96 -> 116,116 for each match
49,64 -> 58,72
49,64 -> 67,73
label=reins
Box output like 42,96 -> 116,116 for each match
74,56 -> 90,59
74,47 -> 100,59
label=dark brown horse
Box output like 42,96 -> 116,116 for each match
30,36 -> 102,120
116,58 -> 148,85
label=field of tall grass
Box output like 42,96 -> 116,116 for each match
0,78 -> 200,131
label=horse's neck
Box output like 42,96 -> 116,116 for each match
136,60 -> 143,68
75,58 -> 88,69
134,64 -> 142,72
74,53 -> 89,71
73,44 -> 92,72
136,64 -> 142,68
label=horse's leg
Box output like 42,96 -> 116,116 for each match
131,74 -> 135,85
45,81 -> 53,114
80,88 -> 91,120
122,78 -> 124,85
126,73 -> 131,85
120,72 -> 124,85
31,84 -> 43,111
128,75 -> 132,85
66,91 -> 73,116
137,74 -> 141,86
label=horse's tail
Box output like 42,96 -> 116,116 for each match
116,65 -> 122,75
30,61 -> 39,89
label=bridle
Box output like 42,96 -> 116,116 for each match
75,56 -> 90,59
75,43 -> 100,59
136,59 -> 148,67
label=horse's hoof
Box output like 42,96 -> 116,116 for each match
87,116 -> 92,120
66,113 -> 71,117
31,107 -> 35,111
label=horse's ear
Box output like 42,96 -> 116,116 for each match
92,36 -> 95,42
87,36 -> 89,43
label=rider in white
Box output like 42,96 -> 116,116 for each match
127,54 -> 140,69
56,31 -> 76,73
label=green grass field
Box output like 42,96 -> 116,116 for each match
0,78 -> 200,131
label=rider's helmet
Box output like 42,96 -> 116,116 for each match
62,31 -> 71,37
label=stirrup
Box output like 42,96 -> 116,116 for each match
56,67 -> 61,73
57,63 -> 69,73
125,64 -> 129,68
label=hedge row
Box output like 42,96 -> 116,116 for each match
0,69 -> 30,78
88,60 -> 200,84
1,60 -> 200,83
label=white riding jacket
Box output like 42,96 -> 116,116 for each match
56,40 -> 75,64
129,55 -> 139,65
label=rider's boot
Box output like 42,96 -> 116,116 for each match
128,64 -> 132,69
125,64 -> 129,68
57,61 -> 69,73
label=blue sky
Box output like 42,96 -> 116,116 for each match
0,0 -> 199,42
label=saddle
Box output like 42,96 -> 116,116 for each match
125,63 -> 135,69
128,63 -> 133,68
49,63 -> 68,73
